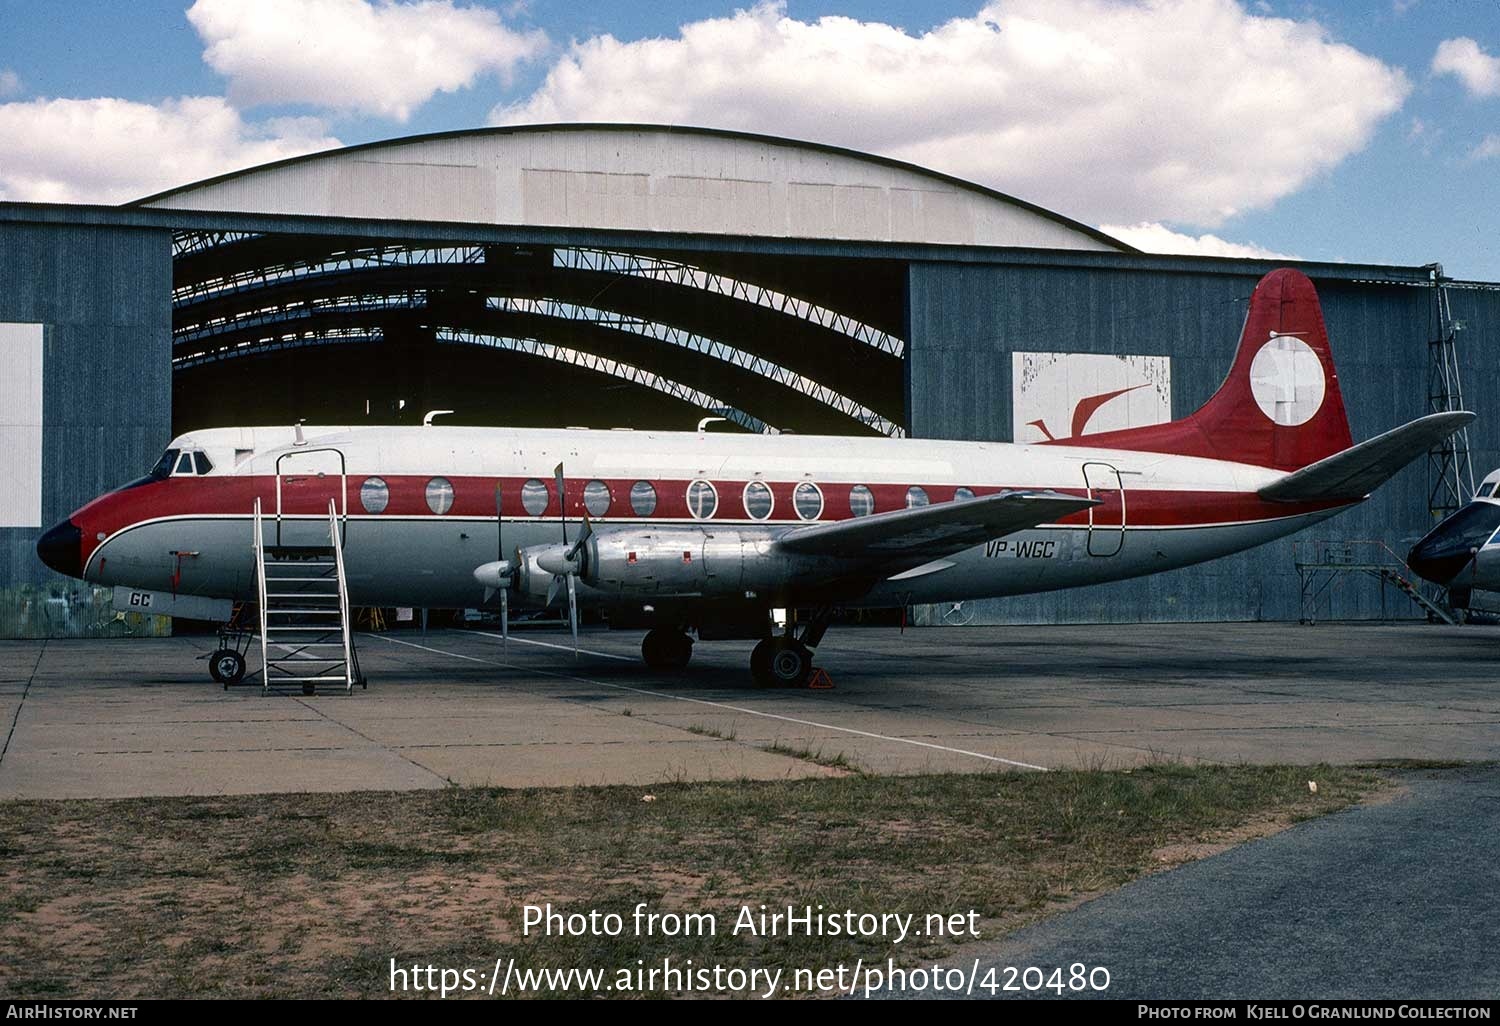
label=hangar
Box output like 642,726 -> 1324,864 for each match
2,123 -> 1496,639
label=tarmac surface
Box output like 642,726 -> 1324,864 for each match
899,764 -> 1500,1000
1,621 -> 1497,799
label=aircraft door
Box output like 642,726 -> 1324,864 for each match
1082,462 -> 1125,557
275,448 -> 347,547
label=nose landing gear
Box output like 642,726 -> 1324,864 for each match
208,648 -> 246,687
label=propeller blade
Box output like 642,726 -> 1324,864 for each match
546,573 -> 561,608
553,462 -> 568,547
565,512 -> 593,563
495,481 -> 504,563
499,586 -> 509,652
566,571 -> 579,660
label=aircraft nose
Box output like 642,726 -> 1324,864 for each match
36,519 -> 83,579
1406,533 -> 1470,587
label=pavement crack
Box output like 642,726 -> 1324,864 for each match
288,693 -> 451,786
0,640 -> 46,768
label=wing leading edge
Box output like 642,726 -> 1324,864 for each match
774,490 -> 1099,565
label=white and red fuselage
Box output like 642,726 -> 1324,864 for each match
53,423 -> 1350,611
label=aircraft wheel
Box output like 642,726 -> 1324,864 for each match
209,648 -> 245,687
642,628 -> 693,670
750,638 -> 774,685
758,638 -> 812,688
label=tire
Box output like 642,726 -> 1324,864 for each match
765,639 -> 812,688
642,628 -> 693,671
209,648 -> 246,687
750,638 -> 775,687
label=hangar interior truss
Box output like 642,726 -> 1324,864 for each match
169,231 -> 909,438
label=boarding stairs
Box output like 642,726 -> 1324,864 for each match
253,497 -> 363,694
1293,539 -> 1457,626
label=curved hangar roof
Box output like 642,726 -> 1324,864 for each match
135,124 -> 1128,252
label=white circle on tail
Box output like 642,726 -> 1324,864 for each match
1249,334 -> 1325,426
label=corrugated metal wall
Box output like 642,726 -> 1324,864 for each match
0,223 -> 173,638
907,261 -> 1500,623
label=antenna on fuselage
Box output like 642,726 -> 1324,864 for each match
293,420 -> 306,446
423,410 -> 455,427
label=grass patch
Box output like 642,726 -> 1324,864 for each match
760,740 -> 861,773
0,764 -> 1386,999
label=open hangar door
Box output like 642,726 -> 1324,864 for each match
168,232 -> 910,440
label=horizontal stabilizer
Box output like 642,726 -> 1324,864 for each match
776,489 -> 1098,561
1258,411 -> 1475,503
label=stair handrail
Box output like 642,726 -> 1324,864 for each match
329,498 -> 354,691
253,497 -> 269,692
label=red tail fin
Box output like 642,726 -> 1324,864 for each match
1046,268 -> 1352,470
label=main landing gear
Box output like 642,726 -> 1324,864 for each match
750,608 -> 832,689
637,609 -> 835,689
641,627 -> 694,670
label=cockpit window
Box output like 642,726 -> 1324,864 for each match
152,448 -> 213,478
1479,483 -> 1496,499
150,449 -> 181,479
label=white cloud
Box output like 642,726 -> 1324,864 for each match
0,96 -> 340,204
493,0 -> 1407,228
188,0 -> 547,121
1433,37 -> 1500,98
1100,221 -> 1297,259
1472,135 -> 1500,161
0,69 -> 20,98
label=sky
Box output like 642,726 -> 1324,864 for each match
1,0 -> 1497,279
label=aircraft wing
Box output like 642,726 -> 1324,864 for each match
1258,411 -> 1475,503
774,489 -> 1098,563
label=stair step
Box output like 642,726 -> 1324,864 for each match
266,609 -> 342,615
265,676 -> 352,684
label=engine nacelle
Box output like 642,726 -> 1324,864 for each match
579,528 -> 833,601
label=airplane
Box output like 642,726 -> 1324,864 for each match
1406,468 -> 1500,608
35,268 -> 1472,688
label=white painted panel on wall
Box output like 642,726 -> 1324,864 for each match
1012,352 -> 1171,444
0,322 -> 44,528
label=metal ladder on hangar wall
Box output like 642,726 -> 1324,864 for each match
252,497 -> 364,694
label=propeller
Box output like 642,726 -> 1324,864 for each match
495,482 -> 508,651
473,483 -> 511,651
476,467 -> 595,660
553,462 -> 579,658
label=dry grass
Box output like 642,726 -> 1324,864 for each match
0,764 -> 1387,998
